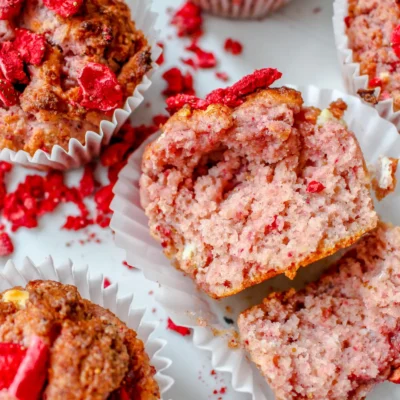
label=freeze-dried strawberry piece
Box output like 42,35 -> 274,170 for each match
0,75 -> 18,107
94,184 -> 113,214
0,232 -> 13,256
63,215 -> 93,231
224,38 -> 243,55
100,142 -> 131,167
369,77 -> 382,88
43,0 -> 83,18
306,181 -> 325,193
166,68 -> 282,114
8,336 -> 49,400
171,1 -> 203,37
392,25 -> 400,58
0,342 -> 27,390
167,318 -> 191,336
186,42 -> 216,69
0,42 -> 27,84
166,93 -> 207,114
14,29 -> 46,66
156,42 -> 164,65
0,0 -> 24,20
0,161 -> 12,173
162,67 -> 195,97
78,62 -> 123,112
215,72 -> 229,82
103,277 -> 111,288
79,164 -> 96,197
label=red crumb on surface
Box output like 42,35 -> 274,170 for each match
167,318 -> 191,336
186,42 -> 217,69
238,223 -> 400,400
156,42 -> 165,65
122,261 -> 136,270
166,68 -> 282,113
306,181 -> 325,193
162,67 -> 195,97
215,72 -> 230,82
0,232 -> 13,256
224,38 -> 243,55
103,277 -> 112,288
171,1 -> 203,37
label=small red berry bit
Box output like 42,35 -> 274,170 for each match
167,318 -> 191,336
0,42 -> 28,84
344,16 -> 353,29
368,77 -> 382,88
0,342 -> 27,390
43,0 -> 83,18
162,67 -> 195,97
186,42 -> 217,69
306,181 -> 325,193
0,74 -> 18,107
166,93 -> 207,114
224,38 -> 243,55
0,0 -> 24,20
171,1 -> 203,37
392,25 -> 400,58
14,29 -> 46,66
8,336 -> 49,400
77,62 -> 124,112
0,232 -> 13,256
78,164 -> 96,197
103,277 -> 111,288
156,42 -> 165,65
215,72 -> 229,82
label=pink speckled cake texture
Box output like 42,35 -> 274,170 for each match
139,87 -> 377,298
238,222 -> 400,400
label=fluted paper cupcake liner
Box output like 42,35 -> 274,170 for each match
0,256 -> 174,398
110,85 -> 400,400
192,0 -> 292,19
0,0 -> 160,170
333,0 -> 400,132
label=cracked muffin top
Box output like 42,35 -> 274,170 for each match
0,0 -> 151,155
0,280 -> 159,400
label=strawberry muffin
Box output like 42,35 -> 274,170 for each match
0,280 -> 159,399
139,69 -> 378,299
0,0 -> 151,155
238,222 -> 400,400
346,0 -> 400,109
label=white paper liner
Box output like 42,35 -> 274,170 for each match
0,256 -> 174,399
110,85 -> 400,400
333,0 -> 400,132
192,0 -> 292,19
0,0 -> 161,170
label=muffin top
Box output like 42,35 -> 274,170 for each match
0,280 -> 159,400
0,0 -> 151,154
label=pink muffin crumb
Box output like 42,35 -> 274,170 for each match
238,222 -> 400,400
140,85 -> 377,298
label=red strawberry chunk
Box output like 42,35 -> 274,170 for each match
0,342 -> 27,390
0,74 -> 18,107
392,25 -> 400,58
0,42 -> 27,84
0,232 -> 13,256
306,181 -> 325,193
162,67 -> 195,97
43,0 -> 83,18
78,62 -> 124,112
14,29 -> 46,66
186,42 -> 217,69
167,318 -> 191,336
224,38 -> 243,55
0,0 -> 24,20
369,77 -> 382,88
171,1 -> 203,37
8,336 -> 49,400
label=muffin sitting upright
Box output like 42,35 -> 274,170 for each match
0,280 -> 159,399
0,0 -> 151,155
140,69 -> 377,298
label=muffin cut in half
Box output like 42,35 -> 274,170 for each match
0,280 -> 159,400
238,222 -> 400,400
0,0 -> 151,155
140,69 -> 378,298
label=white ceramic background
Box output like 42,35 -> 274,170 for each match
3,0 -> 394,399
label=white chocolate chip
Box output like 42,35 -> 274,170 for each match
2,289 -> 29,309
182,243 -> 196,260
378,156 -> 393,190
317,108 -> 346,127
